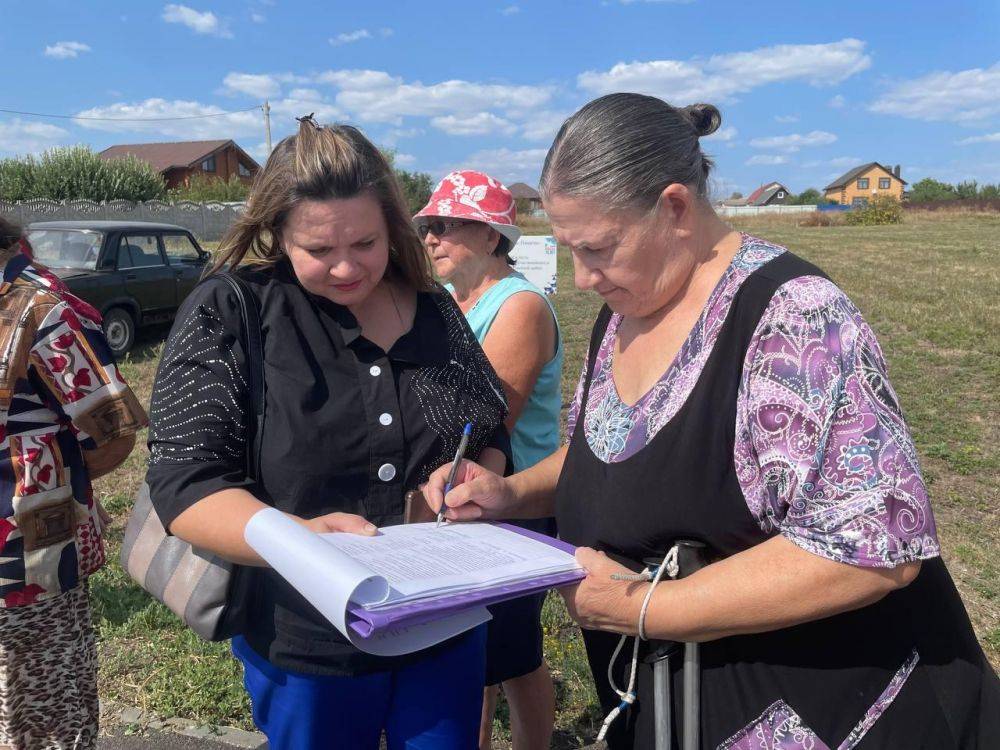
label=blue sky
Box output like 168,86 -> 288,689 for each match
2,1 -> 998,197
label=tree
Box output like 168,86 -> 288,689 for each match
954,180 -> 979,200
168,173 -> 250,202
0,146 -> 165,202
394,168 -> 433,215
729,191 -> 743,200
978,184 -> 1000,200
380,149 -> 434,215
909,178 -> 957,203
791,188 -> 822,205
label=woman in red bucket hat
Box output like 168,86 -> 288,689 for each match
415,171 -> 563,750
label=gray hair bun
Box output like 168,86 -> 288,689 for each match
682,103 -> 722,137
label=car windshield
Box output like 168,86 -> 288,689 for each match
26,229 -> 104,270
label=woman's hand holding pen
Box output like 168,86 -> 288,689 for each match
424,459 -> 515,521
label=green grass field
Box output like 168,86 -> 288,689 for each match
92,211 -> 999,747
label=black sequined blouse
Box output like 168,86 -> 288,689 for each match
146,258 -> 510,675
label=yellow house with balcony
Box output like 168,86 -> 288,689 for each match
824,163 -> 907,206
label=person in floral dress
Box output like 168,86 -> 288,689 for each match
426,94 -> 1000,749
0,217 -> 148,749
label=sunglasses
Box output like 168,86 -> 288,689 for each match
415,219 -> 476,240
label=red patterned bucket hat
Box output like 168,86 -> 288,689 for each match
414,170 -> 522,248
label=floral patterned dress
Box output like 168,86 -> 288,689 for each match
555,236 -> 999,749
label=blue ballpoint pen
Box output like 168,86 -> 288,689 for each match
437,422 -> 473,528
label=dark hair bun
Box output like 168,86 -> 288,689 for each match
682,103 -> 722,137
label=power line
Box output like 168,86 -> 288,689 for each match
0,105 -> 263,122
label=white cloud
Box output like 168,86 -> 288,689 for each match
870,63 -> 1000,122
749,130 -> 837,152
801,156 -> 862,169
378,27 -> 394,38
521,110 -> 569,142
745,155 -> 788,166
250,12 -> 265,23
0,119 -> 69,156
379,127 -> 424,147
828,94 -> 846,108
393,153 -> 416,167
774,114 -> 799,123
578,39 -> 871,103
704,125 -> 737,142
957,132 -> 1000,145
248,142 -> 270,160
73,98 -> 261,139
431,113 -> 518,137
162,5 -> 231,37
286,88 -> 323,101
330,29 -> 372,46
500,5 -> 520,14
461,147 -> 549,184
267,94 -> 343,126
317,69 -> 400,90
326,72 -> 553,124
828,156 -> 862,168
72,93 -> 341,144
223,72 -> 281,98
43,41 -> 91,59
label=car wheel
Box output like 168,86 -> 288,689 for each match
103,308 -> 135,358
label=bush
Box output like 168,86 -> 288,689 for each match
844,195 -> 903,226
791,188 -> 823,205
169,173 -> 250,202
0,146 -> 166,202
798,211 -> 843,227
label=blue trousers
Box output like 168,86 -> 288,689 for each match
232,626 -> 486,750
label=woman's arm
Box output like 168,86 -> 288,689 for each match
564,535 -> 920,641
424,443 -> 568,520
169,488 -> 376,566
480,292 -> 557,431
567,279 -> 933,641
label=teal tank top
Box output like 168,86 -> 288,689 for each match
449,272 -> 563,471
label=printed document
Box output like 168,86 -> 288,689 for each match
244,508 -> 582,655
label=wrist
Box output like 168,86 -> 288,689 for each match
635,580 -> 679,641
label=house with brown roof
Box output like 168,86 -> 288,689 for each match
508,182 -> 543,214
824,163 -> 906,206
99,140 -> 260,190
745,182 -> 792,206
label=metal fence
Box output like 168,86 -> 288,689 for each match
715,204 -> 818,217
0,199 -> 247,242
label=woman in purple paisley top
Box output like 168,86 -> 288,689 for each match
426,93 -> 999,750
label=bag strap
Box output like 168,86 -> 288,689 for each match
216,273 -> 265,482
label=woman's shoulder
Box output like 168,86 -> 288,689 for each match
768,273 -> 857,322
493,271 -> 547,302
182,263 -> 284,316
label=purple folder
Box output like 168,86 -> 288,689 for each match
346,523 -> 585,639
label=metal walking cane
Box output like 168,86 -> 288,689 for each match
644,540 -> 711,750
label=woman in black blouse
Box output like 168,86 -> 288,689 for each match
146,117 -> 510,750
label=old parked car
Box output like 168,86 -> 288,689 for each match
26,221 -> 211,357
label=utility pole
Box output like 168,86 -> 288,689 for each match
263,100 -> 272,155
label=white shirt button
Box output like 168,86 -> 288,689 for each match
378,463 -> 396,482
369,365 -> 381,377
379,413 -> 393,426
